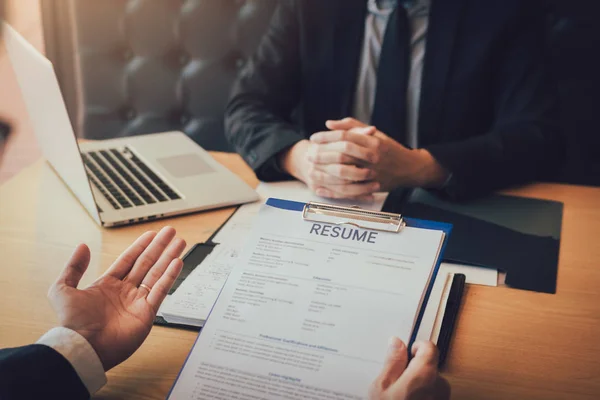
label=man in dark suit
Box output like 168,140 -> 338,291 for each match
226,0 -> 564,201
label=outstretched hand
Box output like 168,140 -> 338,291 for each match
48,227 -> 186,371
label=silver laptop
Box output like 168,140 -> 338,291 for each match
3,23 -> 258,227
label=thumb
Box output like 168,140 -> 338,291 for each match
391,341 -> 441,397
55,244 -> 91,289
371,337 -> 409,395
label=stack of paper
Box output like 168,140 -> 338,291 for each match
160,243 -> 241,327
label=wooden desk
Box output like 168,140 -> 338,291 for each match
1,155 -> 600,400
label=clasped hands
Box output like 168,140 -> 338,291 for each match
281,118 -> 449,200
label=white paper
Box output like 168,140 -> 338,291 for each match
439,262 -> 498,287
416,262 -> 498,342
430,276 -> 455,344
212,181 -> 389,245
415,272 -> 452,343
161,244 -> 242,326
168,202 -> 445,400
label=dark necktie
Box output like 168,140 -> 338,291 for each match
370,4 -> 411,145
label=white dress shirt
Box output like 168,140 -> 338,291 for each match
37,327 -> 107,395
353,0 -> 431,148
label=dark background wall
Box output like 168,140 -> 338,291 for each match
548,0 -> 600,185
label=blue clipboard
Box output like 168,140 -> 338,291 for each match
167,198 -> 453,398
265,198 -> 453,348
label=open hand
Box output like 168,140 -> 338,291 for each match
370,338 -> 450,400
48,227 -> 186,371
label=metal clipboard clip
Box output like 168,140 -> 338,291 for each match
302,202 -> 406,233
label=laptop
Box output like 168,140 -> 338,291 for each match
2,23 -> 259,227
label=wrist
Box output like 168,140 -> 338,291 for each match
414,149 -> 450,188
278,140 -> 310,181
37,327 -> 107,394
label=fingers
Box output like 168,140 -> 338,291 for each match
125,227 -> 177,286
140,237 -> 187,290
307,138 -> 365,166
308,150 -> 362,166
308,139 -> 379,164
104,231 -> 157,280
370,341 -> 442,400
315,181 -> 380,199
54,244 -> 91,289
325,117 -> 368,131
393,341 -> 440,394
314,163 -> 375,182
372,337 -> 409,393
409,341 -> 440,369
146,258 -> 184,312
309,163 -> 379,199
307,167 -> 351,185
311,128 -> 379,149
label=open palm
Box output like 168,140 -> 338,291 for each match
48,227 -> 186,371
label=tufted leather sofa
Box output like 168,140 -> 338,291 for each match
42,0 -> 277,151
41,0 -> 599,185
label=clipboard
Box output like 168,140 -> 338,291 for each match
156,243 -> 465,367
265,198 -> 454,349
159,198 -> 463,369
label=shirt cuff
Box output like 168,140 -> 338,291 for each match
37,327 -> 107,395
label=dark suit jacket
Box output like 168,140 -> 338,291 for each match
225,0 -> 564,200
0,345 -> 89,399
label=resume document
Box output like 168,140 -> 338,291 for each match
169,201 -> 446,399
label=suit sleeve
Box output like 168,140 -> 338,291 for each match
425,2 -> 565,200
0,345 -> 90,400
225,0 -> 305,181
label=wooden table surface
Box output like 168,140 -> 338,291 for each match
1,154 -> 600,400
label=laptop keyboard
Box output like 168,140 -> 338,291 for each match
82,147 -> 181,210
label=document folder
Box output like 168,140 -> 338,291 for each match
167,198 -> 464,399
265,198 -> 453,348
157,244 -> 465,367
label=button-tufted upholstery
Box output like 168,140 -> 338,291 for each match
43,0 -> 277,151
42,0 -> 599,184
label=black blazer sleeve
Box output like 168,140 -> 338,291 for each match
0,345 -> 90,400
225,0 -> 305,181
426,2 -> 565,200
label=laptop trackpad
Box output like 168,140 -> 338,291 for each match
157,154 -> 214,178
